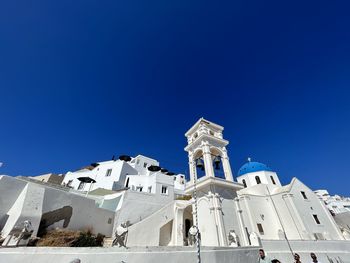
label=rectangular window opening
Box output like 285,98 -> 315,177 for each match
257,223 -> 264,235
161,186 -> 168,195
270,176 -> 276,185
301,191 -> 308,199
105,169 -> 112,177
313,214 -> 321,224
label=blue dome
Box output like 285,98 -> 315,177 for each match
238,161 -> 273,176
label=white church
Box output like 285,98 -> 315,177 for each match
0,118 -> 349,263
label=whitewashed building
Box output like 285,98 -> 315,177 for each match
315,189 -> 350,214
62,154 -> 185,195
1,118 -> 350,263
236,162 -> 344,241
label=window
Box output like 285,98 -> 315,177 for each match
255,176 -> 261,184
161,186 -> 168,195
105,169 -> 112,177
125,178 -> 130,188
67,180 -> 73,187
136,159 -> 140,165
270,176 -> 276,185
78,182 -> 85,190
148,186 -> 152,193
242,179 -> 247,188
136,186 -> 143,192
313,214 -> 321,225
209,131 -> 214,136
257,223 -> 264,235
143,162 -> 148,168
301,191 -> 308,199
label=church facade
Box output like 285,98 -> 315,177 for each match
1,118 -> 350,263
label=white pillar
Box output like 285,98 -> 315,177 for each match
222,148 -> 234,182
213,192 -> 228,246
172,205 -> 185,245
234,197 -> 249,246
203,143 -> 215,178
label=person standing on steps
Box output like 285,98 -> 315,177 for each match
310,253 -> 322,263
294,253 -> 302,263
258,249 -> 272,263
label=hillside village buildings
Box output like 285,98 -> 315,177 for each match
0,118 -> 350,263
315,189 -> 350,214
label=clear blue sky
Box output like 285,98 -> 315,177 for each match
1,0 -> 349,196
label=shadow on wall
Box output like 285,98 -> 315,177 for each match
38,206 -> 73,237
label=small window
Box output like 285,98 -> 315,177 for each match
174,177 -> 176,181
255,176 -> 261,184
105,169 -> 112,177
313,214 -> 321,225
78,182 -> 85,190
209,131 -> 214,136
143,162 -> 148,168
161,186 -> 168,195
242,179 -> 247,188
270,176 -> 276,185
257,223 -> 264,235
136,159 -> 140,165
67,180 -> 73,187
301,191 -> 308,199
148,186 -> 152,193
125,178 -> 130,188
136,186 -> 143,192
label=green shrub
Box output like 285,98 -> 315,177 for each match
71,230 -> 105,247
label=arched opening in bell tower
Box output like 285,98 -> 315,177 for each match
210,147 -> 225,179
194,149 -> 206,180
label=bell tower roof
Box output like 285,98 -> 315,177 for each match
185,118 -> 224,138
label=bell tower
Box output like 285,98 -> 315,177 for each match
184,118 -> 243,247
185,118 -> 234,184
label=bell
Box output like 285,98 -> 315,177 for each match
196,158 -> 204,170
213,156 -> 221,170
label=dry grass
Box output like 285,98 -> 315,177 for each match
36,229 -> 81,247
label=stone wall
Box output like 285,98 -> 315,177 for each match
0,246 -> 260,263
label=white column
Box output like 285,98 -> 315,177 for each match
202,143 -> 215,178
172,205 -> 185,245
234,197 -> 249,246
207,191 -> 227,246
213,192 -> 228,246
221,148 -> 234,182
